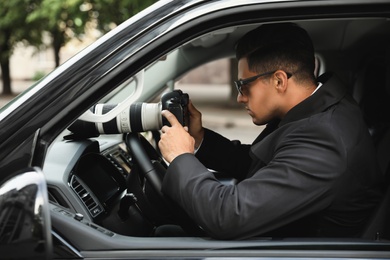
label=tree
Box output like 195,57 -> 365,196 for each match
91,0 -> 158,33
28,0 -> 158,68
28,0 -> 92,67
0,0 -> 42,95
0,0 -> 158,95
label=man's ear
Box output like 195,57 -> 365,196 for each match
274,70 -> 288,93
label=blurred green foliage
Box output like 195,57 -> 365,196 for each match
91,0 -> 158,33
27,0 -> 158,66
0,0 -> 158,95
32,70 -> 46,81
27,0 -> 92,67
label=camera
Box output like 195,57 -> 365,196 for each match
160,89 -> 189,127
67,90 -> 189,139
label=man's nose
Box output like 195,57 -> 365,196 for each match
237,93 -> 246,103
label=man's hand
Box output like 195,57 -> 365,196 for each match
187,100 -> 204,148
159,110 -> 196,163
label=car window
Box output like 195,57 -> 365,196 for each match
101,76 -> 138,104
175,58 -> 262,144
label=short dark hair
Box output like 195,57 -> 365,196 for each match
235,23 -> 316,85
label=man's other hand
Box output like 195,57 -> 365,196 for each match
159,110 -> 196,163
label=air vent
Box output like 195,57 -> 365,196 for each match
70,176 -> 103,218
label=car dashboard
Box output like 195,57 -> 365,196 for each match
43,134 -> 152,238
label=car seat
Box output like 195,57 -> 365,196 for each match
354,53 -> 390,240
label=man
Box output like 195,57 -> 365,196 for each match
158,23 -> 383,239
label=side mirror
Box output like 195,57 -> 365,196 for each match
0,167 -> 52,259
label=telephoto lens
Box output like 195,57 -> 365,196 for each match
66,90 -> 189,140
67,102 -> 162,139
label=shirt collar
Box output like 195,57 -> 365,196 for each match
311,82 -> 323,95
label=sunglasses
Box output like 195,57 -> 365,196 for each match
234,71 -> 292,95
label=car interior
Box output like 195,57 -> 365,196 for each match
42,15 -> 390,255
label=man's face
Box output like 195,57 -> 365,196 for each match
237,58 -> 280,126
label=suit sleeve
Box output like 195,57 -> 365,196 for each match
195,128 -> 252,180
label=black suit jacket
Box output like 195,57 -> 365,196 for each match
162,75 -> 384,239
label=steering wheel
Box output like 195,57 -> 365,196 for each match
124,132 -> 205,236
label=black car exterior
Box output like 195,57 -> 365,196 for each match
1,0 -> 390,259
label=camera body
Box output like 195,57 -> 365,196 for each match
161,90 -> 189,127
